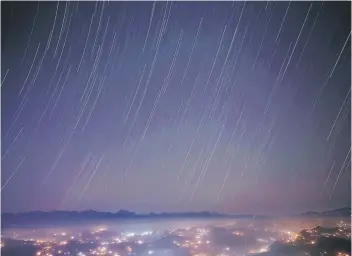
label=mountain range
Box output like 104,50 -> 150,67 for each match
299,207 -> 351,217
2,207 -> 350,227
1,210 -> 257,227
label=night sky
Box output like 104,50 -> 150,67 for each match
1,1 -> 351,215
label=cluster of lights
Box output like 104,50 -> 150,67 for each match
29,228 -> 152,256
276,226 -> 351,256
285,231 -> 300,243
337,253 -> 350,256
3,220 -> 351,256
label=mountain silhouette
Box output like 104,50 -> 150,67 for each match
2,207 -> 349,227
299,207 -> 351,217
1,210 -> 267,227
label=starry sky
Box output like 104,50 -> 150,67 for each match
1,1 -> 351,215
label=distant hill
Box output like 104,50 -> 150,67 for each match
1,210 -> 267,228
299,207 -> 351,217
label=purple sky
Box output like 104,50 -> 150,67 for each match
1,1 -> 351,215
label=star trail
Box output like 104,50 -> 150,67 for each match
1,1 -> 351,215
